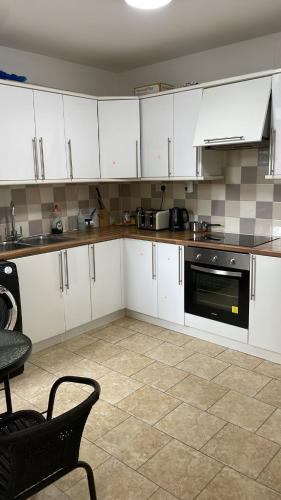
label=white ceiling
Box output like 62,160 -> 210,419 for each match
0,0 -> 281,72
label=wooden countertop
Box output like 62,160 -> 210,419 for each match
0,226 -> 281,260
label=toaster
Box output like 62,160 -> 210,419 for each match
137,209 -> 169,231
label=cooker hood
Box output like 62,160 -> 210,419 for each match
193,76 -> 272,150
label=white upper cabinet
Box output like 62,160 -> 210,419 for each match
268,74 -> 281,177
0,85 -> 37,181
63,95 -> 100,180
140,94 -> 173,178
33,90 -> 67,180
98,99 -> 140,179
173,89 -> 202,178
193,77 -> 272,147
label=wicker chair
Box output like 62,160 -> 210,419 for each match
0,375 -> 101,500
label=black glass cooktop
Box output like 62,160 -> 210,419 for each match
187,232 -> 277,247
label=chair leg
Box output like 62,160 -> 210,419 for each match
77,460 -> 97,500
4,376 -> 12,414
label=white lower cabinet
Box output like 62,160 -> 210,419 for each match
62,245 -> 92,331
249,254 -> 281,353
13,252 -> 65,343
124,238 -> 158,317
157,243 -> 184,325
90,239 -> 123,320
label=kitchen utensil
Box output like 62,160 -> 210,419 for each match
169,208 -> 189,231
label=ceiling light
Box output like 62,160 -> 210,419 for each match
125,0 -> 173,10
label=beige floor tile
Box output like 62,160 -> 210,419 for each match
255,360 -> 281,380
168,375 -> 228,411
30,347 -> 84,375
98,371 -> 143,404
146,343 -> 192,366
83,400 -> 129,442
139,439 -> 222,500
76,340 -> 124,363
216,349 -> 263,370
68,457 -> 158,500
0,392 -> 40,413
197,467 -> 281,500
55,357 -> 110,380
152,329 -> 194,346
55,438 -> 109,492
31,485 -> 71,499
117,386 -> 180,425
186,338 -> 226,357
255,379 -> 281,408
132,361 -> 187,391
177,353 -> 229,381
202,423 -> 279,479
213,365 -> 270,397
156,403 -> 226,450
90,324 -> 134,344
117,332 -> 163,354
259,449 -> 281,493
10,364 -> 57,399
127,320 -> 166,336
61,334 -> 97,352
257,409 -> 281,445
96,416 -> 170,469
29,382 -> 90,414
102,350 -> 153,376
150,489 -> 178,500
112,317 -> 139,329
209,390 -> 274,432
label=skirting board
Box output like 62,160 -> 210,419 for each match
31,309 -> 125,353
126,309 -> 281,365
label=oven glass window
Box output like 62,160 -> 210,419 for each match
193,272 -> 239,313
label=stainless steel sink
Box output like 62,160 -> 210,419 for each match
19,234 -> 74,246
0,241 -> 32,252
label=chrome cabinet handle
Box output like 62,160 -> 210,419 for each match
59,252 -> 64,292
64,250 -> 69,289
191,264 -> 242,278
152,243 -> 156,280
250,254 -> 256,301
168,138 -> 172,177
32,138 -> 39,180
136,140 -> 139,178
39,137 -> 45,180
68,139 -> 74,179
178,246 -> 183,285
196,147 -> 202,177
204,136 -> 245,144
269,128 -> 276,176
91,245 -> 96,282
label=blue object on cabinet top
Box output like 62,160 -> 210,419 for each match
0,70 -> 27,82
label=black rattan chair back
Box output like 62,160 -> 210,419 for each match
0,376 -> 100,500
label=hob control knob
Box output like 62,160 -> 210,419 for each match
211,256 -> 218,264
230,258 -> 236,265
195,253 -> 202,261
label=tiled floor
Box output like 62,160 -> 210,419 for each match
5,317 -> 281,499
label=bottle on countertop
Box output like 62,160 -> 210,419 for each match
51,204 -> 63,234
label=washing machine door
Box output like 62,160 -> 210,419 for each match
0,285 -> 18,330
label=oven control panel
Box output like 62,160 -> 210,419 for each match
184,247 -> 250,271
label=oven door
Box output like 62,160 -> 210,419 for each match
185,263 -> 249,328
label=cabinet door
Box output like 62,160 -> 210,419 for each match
33,90 -> 67,180
12,252 -> 65,343
98,99 -> 140,179
249,255 -> 281,352
271,74 -> 281,176
63,95 -> 100,179
193,77 -> 271,147
140,94 -> 173,178
63,245 -> 92,331
90,239 -> 123,320
174,89 -> 202,178
124,239 -> 157,317
157,243 -> 184,325
0,85 -> 36,181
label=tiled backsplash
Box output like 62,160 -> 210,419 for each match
0,149 -> 281,238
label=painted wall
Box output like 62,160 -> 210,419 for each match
0,45 -> 118,95
115,32 -> 281,95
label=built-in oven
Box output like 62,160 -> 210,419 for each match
185,247 -> 250,328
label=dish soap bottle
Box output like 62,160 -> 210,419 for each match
51,204 -> 63,234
